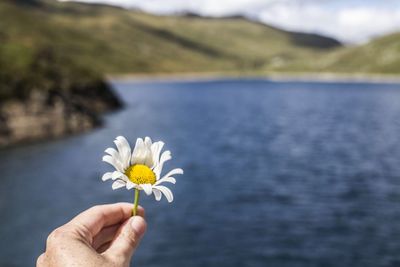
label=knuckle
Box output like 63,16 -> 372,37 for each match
105,253 -> 126,265
46,227 -> 65,246
73,222 -> 93,242
36,253 -> 45,266
125,233 -> 138,248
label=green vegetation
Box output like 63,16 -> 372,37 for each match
0,0 -> 113,102
0,0 -> 342,81
0,0 -> 399,101
312,33 -> 400,74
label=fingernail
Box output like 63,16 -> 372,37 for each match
130,216 -> 146,237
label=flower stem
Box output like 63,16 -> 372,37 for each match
132,188 -> 140,216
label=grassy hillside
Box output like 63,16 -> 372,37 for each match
1,0 -> 400,82
0,0 -> 343,78
310,33 -> 400,74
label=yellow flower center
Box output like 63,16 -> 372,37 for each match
125,164 -> 156,185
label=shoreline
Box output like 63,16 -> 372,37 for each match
108,72 -> 400,84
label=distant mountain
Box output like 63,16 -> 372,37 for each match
0,0 -> 343,75
2,0 -> 399,76
312,32 -> 400,74
179,12 -> 342,49
285,31 -> 341,49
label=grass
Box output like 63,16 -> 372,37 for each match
0,0 -> 344,76
314,33 -> 400,74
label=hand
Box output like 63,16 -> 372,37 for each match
37,203 -> 147,267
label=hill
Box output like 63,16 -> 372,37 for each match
310,32 -> 400,74
0,0 -> 342,76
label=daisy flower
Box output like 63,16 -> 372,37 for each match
101,136 -> 183,215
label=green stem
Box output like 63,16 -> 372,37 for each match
132,188 -> 140,216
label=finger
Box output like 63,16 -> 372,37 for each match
68,203 -> 144,241
36,253 -> 46,267
93,224 -> 120,250
97,241 -> 111,254
136,206 -> 145,218
93,208 -> 145,250
93,206 -> 145,249
104,216 -> 147,264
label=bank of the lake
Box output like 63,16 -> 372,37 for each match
0,48 -> 123,148
109,72 -> 400,84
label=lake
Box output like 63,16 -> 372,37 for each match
1,78 -> 400,267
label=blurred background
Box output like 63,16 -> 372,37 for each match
1,0 -> 400,266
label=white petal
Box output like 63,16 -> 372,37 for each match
104,147 -> 126,174
104,147 -> 122,163
114,136 -> 131,169
141,184 -> 153,195
114,136 -> 130,155
111,171 -> 127,181
133,137 -> 152,166
160,150 -> 171,164
143,148 -> 154,168
132,138 -> 144,154
131,138 -> 144,165
154,150 -> 171,179
102,155 -> 124,172
118,136 -> 132,165
134,149 -> 147,165
112,180 -> 126,190
160,150 -> 171,163
161,168 -> 183,179
126,181 -> 136,190
153,185 -> 174,202
155,167 -> 183,185
142,137 -> 154,167
101,172 -> 113,181
151,141 -> 164,168
152,188 -> 162,201
155,176 -> 176,185
144,136 -> 153,148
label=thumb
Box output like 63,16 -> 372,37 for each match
105,216 -> 147,264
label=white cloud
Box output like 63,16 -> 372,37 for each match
60,0 -> 400,43
258,2 -> 400,43
64,0 -> 275,15
336,8 -> 400,42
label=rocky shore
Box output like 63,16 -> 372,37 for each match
0,81 -> 121,147
0,50 -> 122,147
0,80 -> 122,148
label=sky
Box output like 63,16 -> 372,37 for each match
60,0 -> 400,43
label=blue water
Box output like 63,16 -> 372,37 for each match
1,79 -> 400,267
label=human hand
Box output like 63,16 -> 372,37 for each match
37,203 -> 147,267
